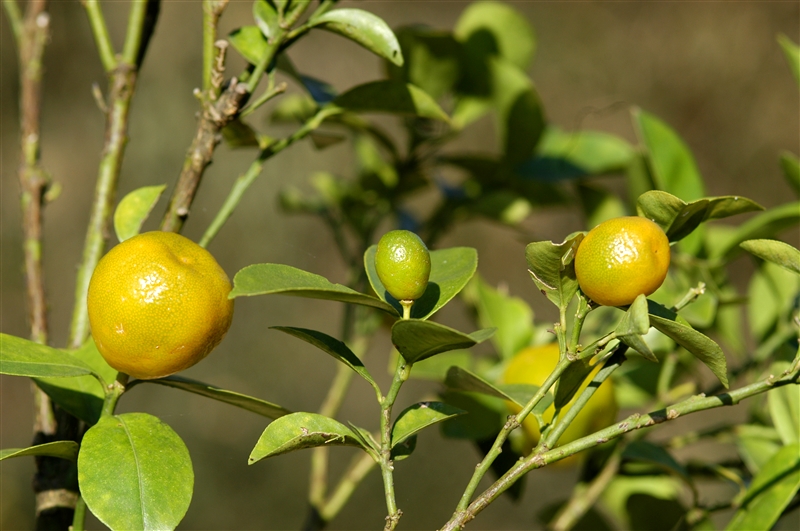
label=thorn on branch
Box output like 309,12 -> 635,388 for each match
91,83 -> 108,114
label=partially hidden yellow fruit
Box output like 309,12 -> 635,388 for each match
87,231 -> 234,380
574,216 -> 670,307
375,230 -> 431,302
503,343 -> 617,464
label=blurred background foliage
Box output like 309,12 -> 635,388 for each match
1,1 -> 798,529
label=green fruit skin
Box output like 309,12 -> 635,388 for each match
375,230 -> 431,301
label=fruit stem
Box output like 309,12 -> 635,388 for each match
400,300 -> 413,320
100,372 -> 129,418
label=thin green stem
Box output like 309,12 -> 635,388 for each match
401,301 -> 412,320
379,356 -> 412,530
672,282 -> 706,312
454,356 -> 572,513
240,81 -> 287,118
71,495 -> 87,531
440,362 -> 800,531
199,107 -> 340,248
120,0 -> 148,65
309,0 -> 337,22
569,296 -> 591,357
657,352 -> 678,404
2,0 -> 23,42
83,0 -> 116,72
101,373 -> 129,418
201,0 -> 228,93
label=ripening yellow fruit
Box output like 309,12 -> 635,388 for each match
503,343 -> 617,464
375,230 -> 431,302
87,231 -> 234,380
574,216 -> 670,307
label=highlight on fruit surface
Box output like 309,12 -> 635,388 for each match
574,216 -> 670,307
87,231 -> 234,380
375,229 -> 431,303
503,343 -> 618,465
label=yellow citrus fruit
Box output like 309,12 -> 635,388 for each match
503,343 -> 617,464
574,216 -> 670,307
375,230 -> 431,302
87,231 -> 234,380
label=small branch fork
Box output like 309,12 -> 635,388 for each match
439,364 -> 800,531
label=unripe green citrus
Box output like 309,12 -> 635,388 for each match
375,230 -> 431,302
87,231 -> 234,380
574,216 -> 670,307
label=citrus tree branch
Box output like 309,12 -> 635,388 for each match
82,0 -> 116,72
202,0 -> 227,93
2,0 -> 23,41
440,363 -> 800,531
70,0 -> 158,349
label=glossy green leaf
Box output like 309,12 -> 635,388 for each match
310,8 -> 403,66
35,339 -> 117,425
228,26 -> 267,65
725,444 -> 800,531
79,413 -> 193,531
779,152 -> 800,195
0,441 -> 79,462
249,412 -> 363,463
633,108 -> 705,202
747,262 -> 798,339
454,1 -> 536,70
778,34 -> 800,86
409,349 -> 472,381
647,301 -> 728,387
525,235 -> 582,310
387,27 -> 461,101
707,201 -> 800,260
740,239 -> 800,275
334,81 -> 447,122
230,263 -> 396,314
253,0 -> 278,40
522,128 -> 634,182
0,333 -> 93,378
473,276 -> 534,360
113,185 -> 166,242
615,295 -> 657,362
444,366 -> 553,413
622,441 -> 690,482
391,319 -> 493,364
365,245 -> 478,320
131,375 -> 291,420
768,362 -> 799,445
439,391 -> 506,440
637,190 -> 763,243
271,327 -> 379,393
391,401 -> 465,447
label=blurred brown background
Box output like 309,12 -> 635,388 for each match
2,1 -> 798,529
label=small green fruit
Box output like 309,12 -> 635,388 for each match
375,230 -> 431,302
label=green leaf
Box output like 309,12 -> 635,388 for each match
777,34 -> 800,86
131,375 -> 291,420
365,245 -> 478,320
473,276 -> 534,360
271,93 -> 319,123
553,359 -> 594,409
740,239 -> 800,275
228,26 -> 267,65
79,413 -> 193,531
391,401 -> 465,447
707,201 -> 800,261
310,8 -> 403,66
391,319 -> 493,364
253,0 -> 278,40
444,366 -> 553,412
0,441 -> 79,462
578,183 -> 628,229
0,333 -> 93,378
454,1 -> 536,70
221,119 -> 263,149
622,441 -> 690,482
409,349 -> 472,381
779,151 -> 800,195
735,424 -> 782,475
524,128 -> 634,181
35,339 -> 117,425
249,412 -> 364,463
271,327 -> 379,393
768,362 -> 799,445
633,108 -> 705,202
387,27 -> 461,101
525,235 -> 582,310
615,295 -> 657,362
637,190 -> 763,243
747,261 -> 798,339
230,263 -> 396,314
725,444 -> 800,531
647,301 -> 728,387
439,391 -> 506,440
390,434 -> 417,461
113,185 -> 166,243
334,81 -> 448,122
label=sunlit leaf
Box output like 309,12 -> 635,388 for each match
472,276 -> 534,360
310,8 -> 403,66
391,402 -> 465,447
740,239 -> 800,275
79,413 -> 193,531
707,201 -> 800,260
249,412 -> 364,463
525,235 -> 582,310
228,26 -> 267,65
391,319 -> 493,364
0,441 -> 79,462
615,295 -> 657,362
334,81 -> 448,122
768,362 -> 799,445
1,333 -> 93,378
454,1 -> 536,70
113,185 -> 166,242
253,0 -> 278,40
779,151 -> 800,196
